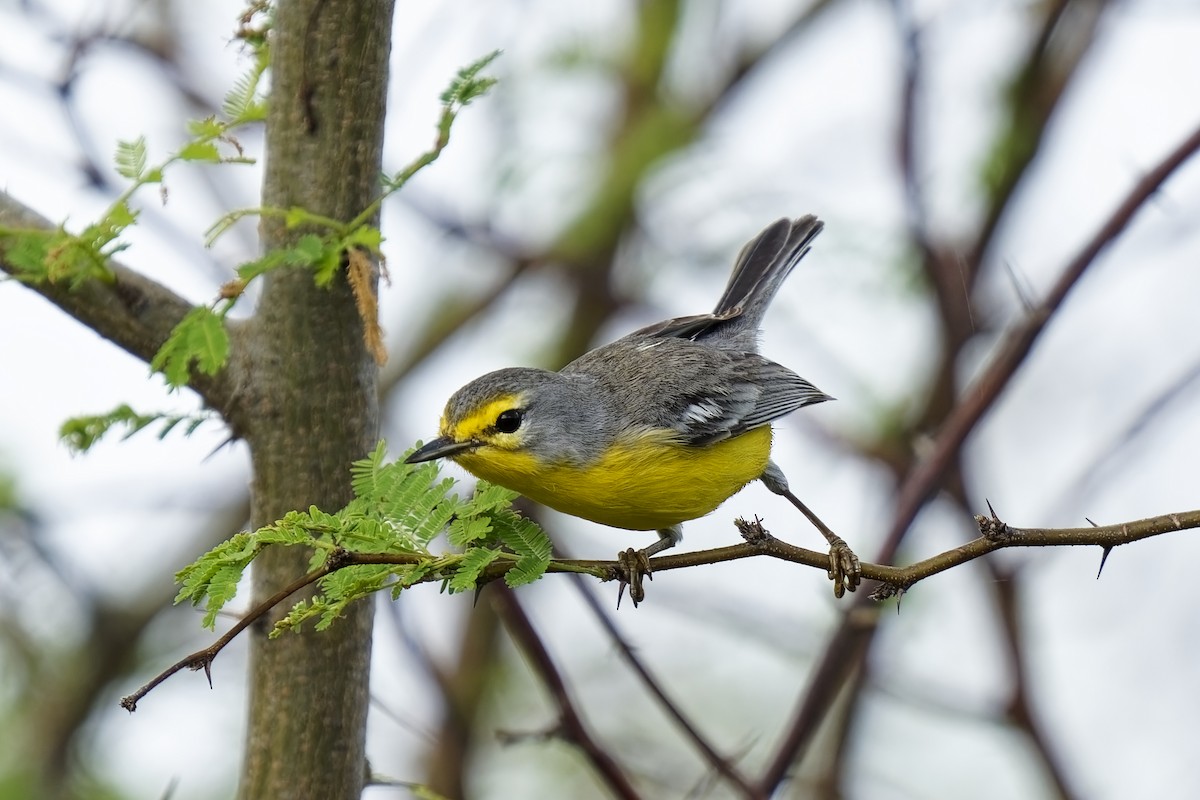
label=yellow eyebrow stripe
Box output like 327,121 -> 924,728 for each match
443,394 -> 523,440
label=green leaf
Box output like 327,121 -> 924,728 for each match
505,555 -> 549,588
178,141 -> 223,163
289,233 -> 327,265
342,225 -> 383,254
439,50 -> 501,107
0,231 -> 52,280
448,516 -> 493,548
105,201 -> 137,231
115,137 -> 148,180
313,246 -> 342,286
150,307 -> 230,388
59,404 -> 213,454
187,116 -> 226,138
222,45 -> 270,123
235,249 -> 286,283
447,547 -> 501,593
43,231 -> 113,286
172,437 -> 551,636
272,598 -> 321,637
494,512 -> 552,588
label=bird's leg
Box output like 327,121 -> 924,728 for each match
761,462 -> 861,597
617,525 -> 681,607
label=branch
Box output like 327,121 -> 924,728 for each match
882,116 -> 1200,560
122,507 -> 1199,710
120,555 -> 341,712
568,575 -> 761,798
0,190 -> 236,413
492,587 -> 643,800
755,115 -> 1200,796
987,563 -> 1081,800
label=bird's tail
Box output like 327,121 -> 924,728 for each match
712,215 -> 823,328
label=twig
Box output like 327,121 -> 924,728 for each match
120,557 -> 340,711
492,587 -> 643,800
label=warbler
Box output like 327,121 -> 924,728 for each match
407,215 -> 860,601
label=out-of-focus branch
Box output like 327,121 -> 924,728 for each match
971,0 -> 1108,267
989,563 -> 1081,800
755,116 -> 1200,793
700,0 -> 839,119
418,598 -> 503,799
492,587 -> 643,800
882,115 -> 1200,562
0,191 -> 237,415
15,495 -> 248,797
892,0 -> 932,264
568,575 -> 761,798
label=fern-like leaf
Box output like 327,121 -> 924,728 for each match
59,404 -> 214,454
448,547 -> 502,593
150,307 -> 231,388
494,512 -> 552,588
115,137 -> 148,180
440,50 -> 501,107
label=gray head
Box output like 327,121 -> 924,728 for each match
406,366 -> 607,466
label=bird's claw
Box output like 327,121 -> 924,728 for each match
616,547 -> 653,607
826,535 -> 861,598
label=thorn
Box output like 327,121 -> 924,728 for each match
1096,546 -> 1113,579
203,660 -> 213,689
473,584 -> 485,608
986,498 -> 999,520
203,434 -> 238,462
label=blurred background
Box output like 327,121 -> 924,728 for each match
2,0 -> 1199,798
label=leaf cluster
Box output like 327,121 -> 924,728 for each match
0,47 -> 500,450
175,442 -> 552,636
59,404 -> 215,455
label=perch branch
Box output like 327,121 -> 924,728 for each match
121,507 -> 1200,710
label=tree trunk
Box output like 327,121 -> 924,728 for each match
236,1 -> 394,797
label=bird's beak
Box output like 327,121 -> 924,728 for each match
405,436 -> 477,464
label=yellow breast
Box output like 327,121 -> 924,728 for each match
453,426 -> 773,531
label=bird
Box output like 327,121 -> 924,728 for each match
406,215 -> 860,603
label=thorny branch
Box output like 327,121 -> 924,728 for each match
753,75 -> 1200,800
121,507 -> 1200,711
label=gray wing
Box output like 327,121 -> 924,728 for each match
664,353 -> 831,445
567,338 -> 830,446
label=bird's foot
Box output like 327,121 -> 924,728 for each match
616,547 -> 653,607
825,534 -> 861,598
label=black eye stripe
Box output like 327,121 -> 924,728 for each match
494,408 -> 524,433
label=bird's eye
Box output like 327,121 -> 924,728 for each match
495,408 -> 524,433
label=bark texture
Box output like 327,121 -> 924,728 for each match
236,1 -> 395,797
